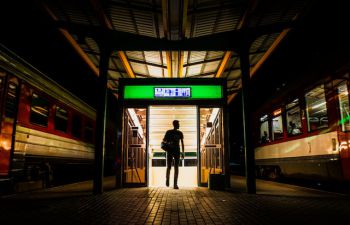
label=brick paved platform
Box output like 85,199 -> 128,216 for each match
1,179 -> 349,225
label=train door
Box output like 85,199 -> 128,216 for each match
199,107 -> 223,186
122,107 -> 147,186
0,72 -> 20,177
148,106 -> 197,187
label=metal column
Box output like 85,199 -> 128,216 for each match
240,46 -> 256,194
93,49 -> 110,195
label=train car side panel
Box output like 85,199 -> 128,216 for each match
0,74 -> 19,176
338,132 -> 350,179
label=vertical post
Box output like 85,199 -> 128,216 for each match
115,104 -> 123,188
223,105 -> 231,188
93,48 -> 110,195
240,45 -> 256,194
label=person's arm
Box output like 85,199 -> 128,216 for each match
181,138 -> 184,159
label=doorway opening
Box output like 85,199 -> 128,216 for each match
148,106 -> 197,187
122,106 -> 224,188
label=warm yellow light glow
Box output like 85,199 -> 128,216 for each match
1,140 -> 11,151
273,108 -> 282,116
127,108 -> 144,141
200,108 -> 220,146
150,167 -> 197,187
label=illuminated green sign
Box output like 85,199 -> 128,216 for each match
124,85 -> 222,99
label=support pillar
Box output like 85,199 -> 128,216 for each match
93,49 -> 110,195
223,105 -> 231,188
240,46 -> 256,194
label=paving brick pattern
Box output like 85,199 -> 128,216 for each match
1,186 -> 349,225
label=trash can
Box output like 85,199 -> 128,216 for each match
208,174 -> 225,190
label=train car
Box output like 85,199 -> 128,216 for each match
254,70 -> 350,183
0,44 -> 96,190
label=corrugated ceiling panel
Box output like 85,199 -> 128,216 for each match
250,53 -> 265,66
250,34 -> 269,53
183,51 -> 189,63
144,51 -> 162,65
192,7 -> 242,37
248,0 -> 308,27
115,59 -> 126,72
206,51 -> 225,59
130,62 -> 148,75
147,65 -> 163,78
225,58 -> 235,70
87,54 -> 99,67
133,10 -> 157,37
212,8 -> 242,33
261,0 -> 308,26
203,61 -> 220,73
47,0 -> 100,25
109,6 -> 137,34
108,70 -> 122,80
193,10 -> 218,37
107,80 -> 118,90
162,51 -> 168,66
260,33 -> 279,50
126,51 -> 144,61
186,65 -> 202,76
108,58 -> 117,70
85,38 -> 99,52
188,51 -> 206,63
251,33 -> 279,54
227,70 -> 241,80
183,67 -> 187,77
231,57 -> 241,69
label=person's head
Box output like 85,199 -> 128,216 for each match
173,120 -> 180,129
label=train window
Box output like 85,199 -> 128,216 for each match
286,99 -> 302,136
4,82 -> 18,118
305,84 -> 329,131
55,106 -> 68,132
259,115 -> 270,143
272,112 -> 284,141
30,93 -> 49,127
337,83 -> 350,131
83,120 -> 93,142
72,115 -> 82,138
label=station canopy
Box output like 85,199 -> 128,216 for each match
39,0 -> 314,103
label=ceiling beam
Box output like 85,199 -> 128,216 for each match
184,57 -> 223,67
55,20 -> 295,51
250,29 -> 290,78
179,0 -> 188,78
41,2 -> 121,99
227,29 -> 291,104
118,51 -> 136,78
166,51 -> 172,78
42,4 -> 99,77
127,58 -> 167,69
215,52 -> 232,78
226,0 -> 258,103
90,0 -> 135,79
161,0 -> 172,78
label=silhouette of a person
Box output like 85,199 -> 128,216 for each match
261,131 -> 270,143
163,120 -> 184,189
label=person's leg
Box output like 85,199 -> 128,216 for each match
166,152 -> 172,187
173,153 -> 180,189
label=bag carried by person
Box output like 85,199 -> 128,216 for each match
161,141 -> 170,151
